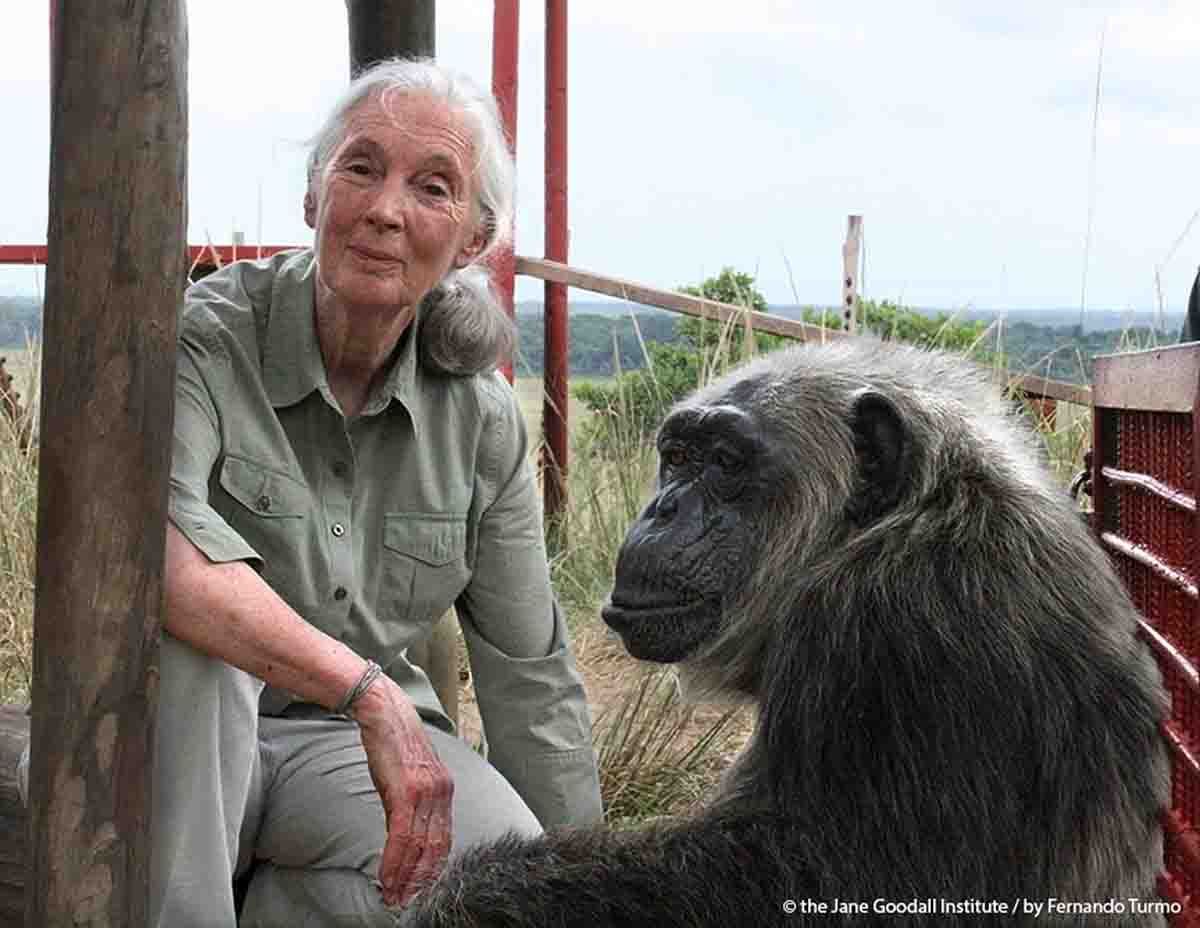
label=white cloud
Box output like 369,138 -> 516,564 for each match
2,2 -> 1198,311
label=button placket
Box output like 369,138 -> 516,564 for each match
323,422 -> 356,626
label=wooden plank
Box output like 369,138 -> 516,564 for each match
1005,372 -> 1092,407
29,2 -> 187,924
1093,343 -> 1200,413
514,256 -> 850,344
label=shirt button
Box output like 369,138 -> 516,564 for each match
332,460 -> 347,478
255,495 -> 272,512
331,523 -> 346,538
333,586 -> 348,601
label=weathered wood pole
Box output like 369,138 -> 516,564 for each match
28,2 -> 187,925
346,0 -> 435,73
340,0 -> 461,726
842,214 -> 862,334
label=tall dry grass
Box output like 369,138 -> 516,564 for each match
0,344 -> 40,704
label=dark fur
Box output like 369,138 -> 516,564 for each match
408,341 -> 1169,927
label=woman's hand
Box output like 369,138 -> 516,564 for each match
351,676 -> 455,907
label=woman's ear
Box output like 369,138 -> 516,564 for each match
453,226 -> 488,269
454,205 -> 495,268
303,191 -> 317,230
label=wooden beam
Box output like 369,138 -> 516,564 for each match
28,2 -> 187,924
515,257 -> 851,343
1005,372 -> 1092,407
345,0 -> 436,74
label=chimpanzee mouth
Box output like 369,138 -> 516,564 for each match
601,596 -> 711,631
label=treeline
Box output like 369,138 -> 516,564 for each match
0,294 -> 1182,383
513,312 -> 678,378
516,311 -> 1179,383
994,321 -> 1177,384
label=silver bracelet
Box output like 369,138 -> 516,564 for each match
335,659 -> 384,716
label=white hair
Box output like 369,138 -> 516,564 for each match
308,58 -> 516,377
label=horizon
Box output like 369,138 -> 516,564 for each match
0,286 -> 1186,329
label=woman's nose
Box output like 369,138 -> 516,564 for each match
365,182 -> 408,231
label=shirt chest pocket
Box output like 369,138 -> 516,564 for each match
382,514 -> 470,629
216,455 -> 311,600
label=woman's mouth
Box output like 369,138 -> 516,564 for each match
349,245 -> 403,264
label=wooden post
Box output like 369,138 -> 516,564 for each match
345,0 -> 436,73
842,214 -> 862,334
341,0 -> 460,727
28,2 -> 187,925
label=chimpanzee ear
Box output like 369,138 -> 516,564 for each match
847,388 -> 910,524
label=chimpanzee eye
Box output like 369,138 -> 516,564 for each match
711,447 -> 742,472
664,447 -> 687,468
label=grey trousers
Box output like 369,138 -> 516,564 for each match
150,633 -> 542,927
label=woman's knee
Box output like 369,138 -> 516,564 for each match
159,631 -> 263,731
424,726 -> 543,852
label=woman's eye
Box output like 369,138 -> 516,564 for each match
346,162 -> 372,176
423,181 -> 450,198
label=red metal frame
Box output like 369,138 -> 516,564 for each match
543,0 -> 568,525
490,0 -> 520,385
1091,343 -> 1200,925
0,244 -> 298,271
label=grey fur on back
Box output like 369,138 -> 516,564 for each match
408,340 -> 1170,927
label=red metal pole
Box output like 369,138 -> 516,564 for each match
491,0 -> 520,384
543,0 -> 568,533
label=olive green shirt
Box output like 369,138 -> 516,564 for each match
168,248 -> 601,828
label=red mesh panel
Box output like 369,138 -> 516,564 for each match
1102,407 -> 1199,920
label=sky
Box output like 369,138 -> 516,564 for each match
1,1 -> 1198,316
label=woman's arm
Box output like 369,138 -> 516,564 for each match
165,506 -> 452,907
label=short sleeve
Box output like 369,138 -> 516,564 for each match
167,320 -> 263,568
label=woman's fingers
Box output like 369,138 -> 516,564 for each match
355,680 -> 455,906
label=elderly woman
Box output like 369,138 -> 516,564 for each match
152,58 -> 602,927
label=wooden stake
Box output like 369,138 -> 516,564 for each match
28,2 -> 187,925
842,214 -> 862,334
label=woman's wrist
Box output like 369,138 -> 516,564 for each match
335,659 -> 383,716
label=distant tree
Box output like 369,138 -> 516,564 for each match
574,269 -> 776,451
804,299 -> 989,355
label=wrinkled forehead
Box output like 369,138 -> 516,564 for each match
332,90 -> 479,174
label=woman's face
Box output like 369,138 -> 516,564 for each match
308,91 -> 485,316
